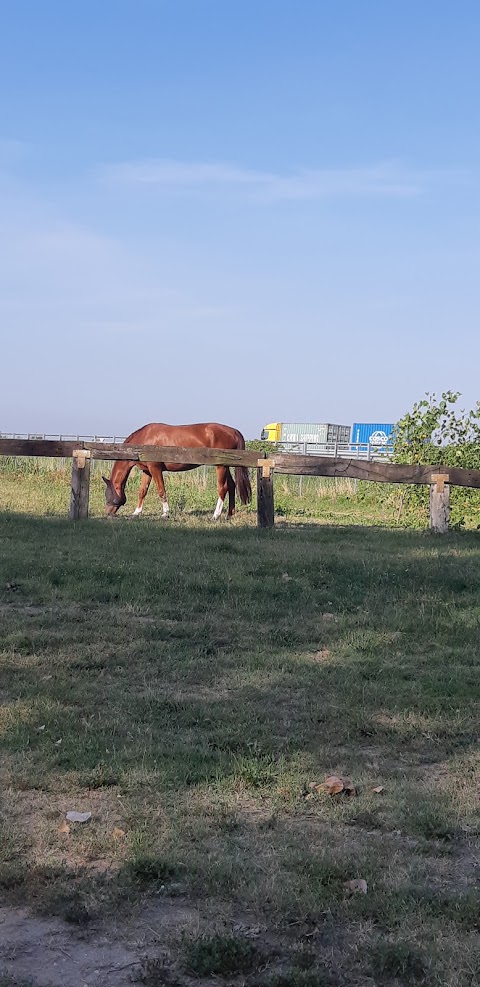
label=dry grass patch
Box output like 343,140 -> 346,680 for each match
0,497 -> 479,984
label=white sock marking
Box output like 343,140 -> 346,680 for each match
132,506 -> 143,516
213,497 -> 224,520
162,502 -> 170,517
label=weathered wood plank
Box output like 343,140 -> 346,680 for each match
0,439 -> 260,468
271,455 -> 480,489
1,437 -> 480,490
0,439 -> 79,458
88,444 -> 261,467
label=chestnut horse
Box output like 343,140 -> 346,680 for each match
103,422 -> 252,520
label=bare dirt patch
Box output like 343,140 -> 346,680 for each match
0,899 -> 198,986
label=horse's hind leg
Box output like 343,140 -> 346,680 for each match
148,463 -> 170,517
226,467 -> 236,517
213,466 -> 229,520
131,471 -> 151,516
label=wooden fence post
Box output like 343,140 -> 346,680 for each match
429,473 -> 450,533
69,450 -> 91,520
257,459 -> 275,529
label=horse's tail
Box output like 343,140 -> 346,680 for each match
234,430 -> 252,505
235,466 -> 252,505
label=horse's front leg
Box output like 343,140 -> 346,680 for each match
213,466 -> 229,520
130,471 -> 151,517
148,463 -> 170,517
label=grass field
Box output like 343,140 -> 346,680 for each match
2,455 -> 480,528
0,467 -> 479,986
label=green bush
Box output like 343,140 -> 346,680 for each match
392,391 -> 480,527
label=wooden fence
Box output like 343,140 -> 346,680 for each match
1,438 -> 480,532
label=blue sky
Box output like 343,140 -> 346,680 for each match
1,1 -> 479,438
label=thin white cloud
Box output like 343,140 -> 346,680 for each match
102,158 -> 425,200
107,160 -> 264,187
0,179 -> 233,341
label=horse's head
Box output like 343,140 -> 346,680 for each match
102,476 -> 126,516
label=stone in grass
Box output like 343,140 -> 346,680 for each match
66,811 -> 92,823
309,775 -> 356,796
345,878 -> 368,894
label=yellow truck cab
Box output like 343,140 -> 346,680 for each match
260,423 -> 281,442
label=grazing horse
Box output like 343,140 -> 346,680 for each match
102,422 -> 252,520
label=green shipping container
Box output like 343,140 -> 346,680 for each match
279,423 -> 350,444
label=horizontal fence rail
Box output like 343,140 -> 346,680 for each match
1,438 -> 479,488
271,454 -> 480,488
0,434 -> 393,462
0,438 -> 261,467
1,438 -> 477,533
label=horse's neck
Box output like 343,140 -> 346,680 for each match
111,460 -> 134,496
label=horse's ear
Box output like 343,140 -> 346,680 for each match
102,476 -> 110,486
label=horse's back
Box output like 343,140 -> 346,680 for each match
124,422 -> 244,449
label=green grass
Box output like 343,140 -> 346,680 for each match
0,461 -> 397,525
369,940 -> 430,982
0,467 -> 479,985
182,932 -> 257,976
2,453 -> 480,528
